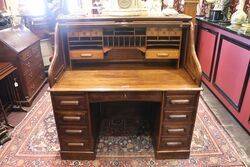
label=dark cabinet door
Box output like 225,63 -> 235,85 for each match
197,28 -> 217,80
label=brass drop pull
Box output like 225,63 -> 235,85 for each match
170,99 -> 190,105
60,100 -> 79,106
67,143 -> 84,146
167,128 -> 185,133
80,53 -> 93,57
123,92 -> 127,98
169,114 -> 187,119
65,129 -> 83,134
157,53 -> 169,57
63,116 -> 81,121
166,142 -> 182,146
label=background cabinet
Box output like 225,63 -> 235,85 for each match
196,18 -> 250,133
0,25 -> 46,106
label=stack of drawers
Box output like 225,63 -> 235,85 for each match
51,93 -> 95,160
157,91 -> 200,159
19,42 -> 46,98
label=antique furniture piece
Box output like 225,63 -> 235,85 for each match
0,26 -> 47,106
49,14 -> 202,160
196,18 -> 250,133
0,62 -> 20,128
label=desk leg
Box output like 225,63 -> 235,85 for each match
0,99 -> 14,128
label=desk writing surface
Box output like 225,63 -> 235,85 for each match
51,67 -> 200,92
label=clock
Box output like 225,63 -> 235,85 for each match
118,0 -> 133,9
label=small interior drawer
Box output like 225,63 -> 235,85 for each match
58,125 -> 89,140
55,111 -> 88,125
164,110 -> 195,124
52,95 -> 88,110
70,50 -> 104,60
161,124 -> 192,137
147,27 -> 158,36
159,137 -> 190,150
158,28 -> 182,36
145,49 -> 180,59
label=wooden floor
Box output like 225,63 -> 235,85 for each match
51,67 -> 201,92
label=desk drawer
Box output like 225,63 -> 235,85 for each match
159,137 -> 190,150
55,111 -> 88,125
89,92 -> 162,102
58,125 -> 89,140
60,138 -> 92,151
164,110 -> 195,124
161,124 -> 192,137
53,95 -> 88,110
145,49 -> 180,59
165,92 -> 198,109
70,50 -> 104,60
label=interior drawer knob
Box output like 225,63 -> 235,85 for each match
67,142 -> 84,146
169,114 -> 187,119
60,100 -> 79,106
80,53 -> 93,57
166,142 -> 182,146
65,129 -> 83,134
167,128 -> 185,133
157,53 -> 169,57
170,99 -> 190,105
63,116 -> 81,121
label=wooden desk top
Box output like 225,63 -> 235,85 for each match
50,67 -> 201,92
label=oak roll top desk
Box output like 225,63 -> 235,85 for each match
48,14 -> 202,160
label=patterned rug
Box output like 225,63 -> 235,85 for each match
0,91 -> 246,167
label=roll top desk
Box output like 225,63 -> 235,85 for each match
48,14 -> 202,160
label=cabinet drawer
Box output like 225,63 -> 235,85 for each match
164,110 -> 195,124
89,92 -> 162,102
19,49 -> 32,61
161,124 -> 192,137
59,138 -> 92,151
70,50 -> 104,60
31,43 -> 41,56
145,49 -> 180,59
53,95 -> 88,110
159,137 -> 190,150
58,125 -> 89,140
55,111 -> 88,125
165,93 -> 198,109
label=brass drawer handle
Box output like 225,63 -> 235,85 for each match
167,128 -> 185,133
63,116 -> 81,121
67,143 -> 84,146
60,100 -> 79,106
170,99 -> 190,105
169,114 -> 187,119
65,129 -> 83,134
166,142 -> 182,146
157,53 -> 169,57
80,53 -> 93,57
